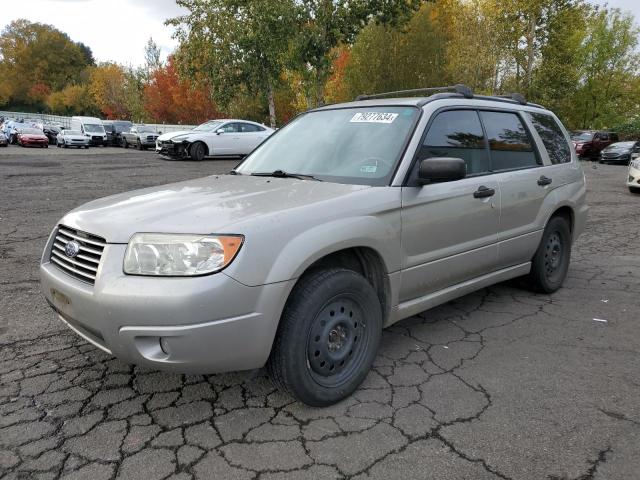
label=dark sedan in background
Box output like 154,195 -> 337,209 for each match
599,141 -> 640,165
103,120 -> 133,146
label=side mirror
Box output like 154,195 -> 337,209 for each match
216,129 -> 224,135
418,157 -> 466,184
158,131 -> 162,135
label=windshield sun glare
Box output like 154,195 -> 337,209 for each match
236,107 -> 419,186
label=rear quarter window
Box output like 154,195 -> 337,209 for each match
479,111 -> 540,171
527,112 -> 572,164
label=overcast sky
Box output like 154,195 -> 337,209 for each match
0,0 -> 638,67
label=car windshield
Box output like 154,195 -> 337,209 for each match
193,121 -> 223,132
572,132 -> 593,141
20,128 -> 42,134
66,130 -> 82,135
114,122 -> 132,132
84,124 -> 104,133
137,126 -> 155,133
236,107 -> 420,186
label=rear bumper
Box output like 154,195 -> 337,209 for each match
40,241 -> 295,373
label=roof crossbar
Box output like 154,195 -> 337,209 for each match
355,84 -> 474,101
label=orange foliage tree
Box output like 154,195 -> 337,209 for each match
144,57 -> 221,124
324,47 -> 351,104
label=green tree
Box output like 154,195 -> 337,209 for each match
169,0 -> 298,127
292,0 -> 422,108
570,8 -> 640,129
343,2 -> 454,99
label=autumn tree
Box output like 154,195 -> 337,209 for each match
144,57 -> 220,124
47,84 -> 97,116
89,63 -> 130,118
0,20 -> 93,109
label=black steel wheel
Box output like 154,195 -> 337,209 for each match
526,215 -> 572,293
189,142 -> 206,161
267,268 -> 382,406
306,297 -> 371,388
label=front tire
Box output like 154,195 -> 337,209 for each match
526,216 -> 572,293
189,142 -> 206,161
267,268 -> 382,406
123,139 -> 129,149
629,186 -> 640,194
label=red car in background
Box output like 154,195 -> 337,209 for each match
17,128 -> 49,148
571,130 -> 618,159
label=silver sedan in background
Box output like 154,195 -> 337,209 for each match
56,130 -> 90,149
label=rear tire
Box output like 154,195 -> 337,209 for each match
525,216 -> 572,293
189,142 -> 206,161
267,268 -> 382,406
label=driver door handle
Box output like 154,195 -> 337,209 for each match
537,175 -> 553,186
473,185 -> 496,198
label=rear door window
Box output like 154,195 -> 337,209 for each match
526,112 -> 571,164
421,110 -> 490,176
479,111 -> 540,171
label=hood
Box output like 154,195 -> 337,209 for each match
64,134 -> 87,141
61,175 -> 369,243
157,130 -> 193,142
21,133 -> 47,140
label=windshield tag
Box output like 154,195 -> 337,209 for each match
360,165 -> 377,174
350,112 -> 398,124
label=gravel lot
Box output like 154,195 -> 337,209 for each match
1,147 -> 639,479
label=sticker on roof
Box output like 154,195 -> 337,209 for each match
350,112 -> 398,124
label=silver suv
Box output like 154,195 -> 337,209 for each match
40,85 -> 588,406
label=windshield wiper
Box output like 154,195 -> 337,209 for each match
250,170 -> 323,181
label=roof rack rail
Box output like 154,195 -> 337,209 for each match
355,84 -> 474,101
495,93 -> 527,105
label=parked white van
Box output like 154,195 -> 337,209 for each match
70,116 -> 107,146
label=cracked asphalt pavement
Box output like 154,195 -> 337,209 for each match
1,147 -> 639,479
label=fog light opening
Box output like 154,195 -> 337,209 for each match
159,337 -> 171,355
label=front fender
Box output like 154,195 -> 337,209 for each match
224,210 -> 402,288
266,216 -> 400,284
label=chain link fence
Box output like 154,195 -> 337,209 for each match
0,111 -> 195,134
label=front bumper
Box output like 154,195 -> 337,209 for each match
40,239 -> 294,373
601,153 -> 630,163
628,165 -> 640,188
156,141 -> 190,158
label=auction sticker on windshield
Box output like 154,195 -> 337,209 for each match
350,112 -> 399,123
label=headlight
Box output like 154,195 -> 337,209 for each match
124,233 -> 243,276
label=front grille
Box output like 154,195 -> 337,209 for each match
50,226 -> 106,285
146,135 -> 158,142
92,136 -> 102,141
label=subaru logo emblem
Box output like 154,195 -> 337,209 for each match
65,241 -> 80,258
